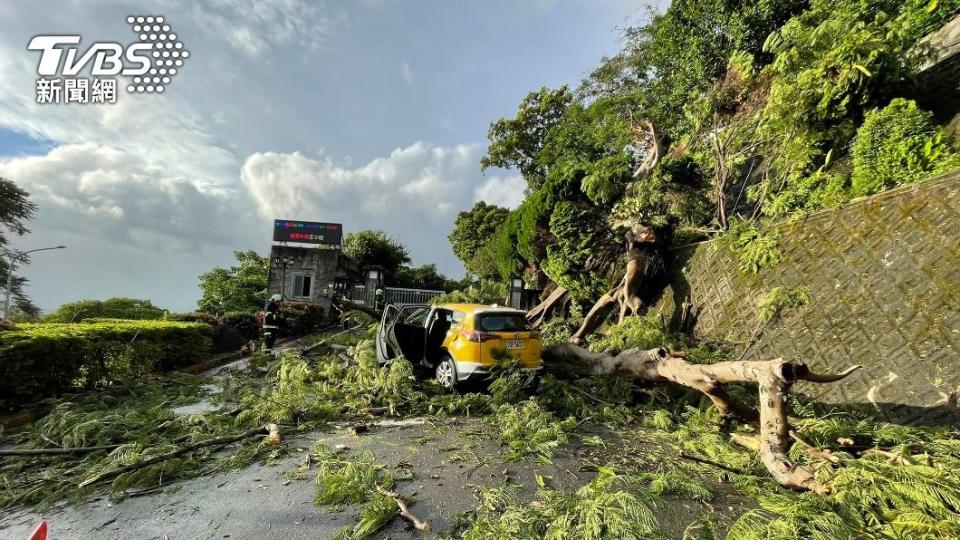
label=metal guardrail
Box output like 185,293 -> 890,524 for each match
349,285 -> 444,306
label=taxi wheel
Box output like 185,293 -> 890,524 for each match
435,355 -> 458,392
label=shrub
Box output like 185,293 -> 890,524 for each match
280,301 -> 325,335
719,218 -> 784,276
169,312 -> 221,327
221,311 -> 260,341
43,297 -> 166,323
0,320 -> 211,410
851,98 -> 960,196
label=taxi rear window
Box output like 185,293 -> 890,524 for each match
477,313 -> 530,332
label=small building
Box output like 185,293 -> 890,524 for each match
265,220 -> 360,316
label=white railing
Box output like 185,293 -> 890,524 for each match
385,287 -> 444,306
349,285 -> 444,307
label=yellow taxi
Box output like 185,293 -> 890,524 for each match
376,302 -> 542,390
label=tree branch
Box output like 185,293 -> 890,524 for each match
542,344 -> 861,493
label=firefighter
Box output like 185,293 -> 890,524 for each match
262,294 -> 282,353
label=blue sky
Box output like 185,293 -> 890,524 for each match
0,0 -> 656,312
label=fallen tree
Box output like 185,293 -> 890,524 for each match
570,226 -> 658,343
541,343 -> 862,493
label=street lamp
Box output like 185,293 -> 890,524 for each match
3,245 -> 66,321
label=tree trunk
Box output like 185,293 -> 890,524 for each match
630,121 -> 664,179
526,284 -> 568,328
570,227 -> 656,343
541,344 -> 861,493
570,285 -> 620,344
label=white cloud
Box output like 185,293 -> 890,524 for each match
401,60 -> 414,85
241,142 -> 483,265
0,144 -> 252,252
185,0 -> 336,57
473,174 -> 526,209
0,42 -> 239,189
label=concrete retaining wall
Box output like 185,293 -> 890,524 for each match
653,171 -> 960,424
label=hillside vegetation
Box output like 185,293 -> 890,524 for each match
451,0 -> 960,296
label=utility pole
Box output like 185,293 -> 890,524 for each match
3,245 -> 66,321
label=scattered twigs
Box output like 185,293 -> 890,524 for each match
790,430 -> 841,464
0,444 -> 122,456
78,425 -> 275,488
376,485 -> 431,532
679,452 -> 749,475
862,448 -> 916,466
567,384 -> 615,406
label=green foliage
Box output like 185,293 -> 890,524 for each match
313,442 -> 404,540
609,155 -> 712,228
456,0 -> 960,303
482,86 -> 574,191
0,373 -> 259,508
342,230 -> 410,275
588,315 -> 673,353
719,219 -> 784,275
221,311 -> 259,340
458,467 -> 666,539
489,399 -> 575,463
0,177 -> 40,319
747,0 -> 960,219
851,98 -> 960,196
542,201 -> 610,299
333,490 -> 398,540
279,301 -> 326,335
584,0 -> 806,132
728,450 -> 960,539
0,320 -> 211,410
197,250 -> 268,315
390,263 -> 458,291
313,442 -> 391,506
43,297 -> 166,323
429,279 -> 507,305
758,287 -> 810,323
449,201 -> 510,279
535,373 -> 636,423
539,317 -> 574,347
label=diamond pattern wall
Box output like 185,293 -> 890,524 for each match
654,172 -> 960,424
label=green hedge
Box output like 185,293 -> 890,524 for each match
0,320 -> 211,410
221,311 -> 259,340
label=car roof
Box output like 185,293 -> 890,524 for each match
435,303 -> 527,315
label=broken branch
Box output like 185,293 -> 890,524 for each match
376,485 -> 431,532
0,444 -> 122,456
541,343 -> 862,493
78,425 -> 275,488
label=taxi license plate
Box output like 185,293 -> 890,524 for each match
506,339 -> 524,349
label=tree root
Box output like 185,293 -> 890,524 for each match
570,227 -> 656,343
541,344 -> 862,493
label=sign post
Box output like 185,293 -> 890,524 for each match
273,220 -> 342,247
